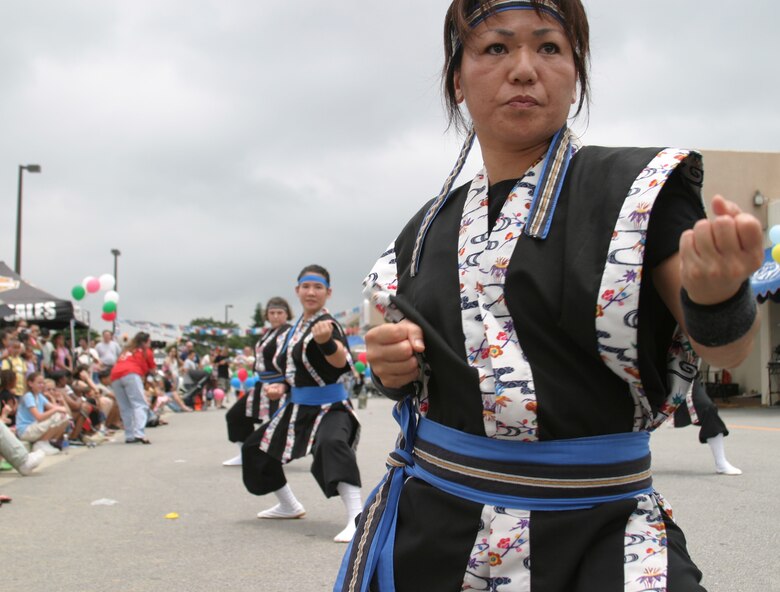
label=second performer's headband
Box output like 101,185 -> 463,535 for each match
452,0 -> 565,55
298,275 -> 329,288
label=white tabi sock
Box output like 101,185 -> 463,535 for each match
274,484 -> 303,512
257,484 -> 306,519
337,482 -> 363,523
333,482 -> 362,542
222,442 -> 243,466
707,433 -> 742,475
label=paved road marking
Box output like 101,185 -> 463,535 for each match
727,424 -> 780,432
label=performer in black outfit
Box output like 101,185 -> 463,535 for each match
222,297 -> 293,467
672,375 -> 742,475
242,265 -> 362,543
335,1 -> 764,590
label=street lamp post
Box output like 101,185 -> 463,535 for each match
15,164 -> 42,275
225,304 -> 233,324
111,249 -> 121,333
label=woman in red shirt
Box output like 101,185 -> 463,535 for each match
110,332 -> 156,444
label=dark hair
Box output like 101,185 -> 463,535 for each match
0,369 -> 17,391
297,264 -> 330,285
129,332 -> 151,351
265,296 -> 293,321
442,0 -> 590,131
51,369 -> 71,382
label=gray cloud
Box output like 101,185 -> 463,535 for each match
1,0 -> 778,330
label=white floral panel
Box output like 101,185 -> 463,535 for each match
457,166 -> 540,441
623,493 -> 669,591
595,149 -> 701,430
462,505 -> 532,592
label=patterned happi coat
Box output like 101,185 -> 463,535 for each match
244,323 -> 291,423
257,310 -> 362,496
363,146 -> 706,592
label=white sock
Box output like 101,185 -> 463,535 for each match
273,484 -> 302,511
707,433 -> 740,473
337,482 -> 363,524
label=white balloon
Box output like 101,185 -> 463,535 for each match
99,273 -> 115,291
82,276 -> 95,289
104,290 -> 120,303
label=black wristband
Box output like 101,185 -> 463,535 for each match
681,280 -> 756,347
316,338 -> 339,356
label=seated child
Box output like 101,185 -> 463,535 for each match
16,372 -> 70,455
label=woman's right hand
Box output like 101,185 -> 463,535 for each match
265,383 -> 286,401
366,320 -> 425,389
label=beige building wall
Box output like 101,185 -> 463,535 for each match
700,149 -> 780,405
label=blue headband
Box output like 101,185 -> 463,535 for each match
298,274 -> 329,288
452,0 -> 565,55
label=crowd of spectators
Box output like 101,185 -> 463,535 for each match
0,320 -> 273,503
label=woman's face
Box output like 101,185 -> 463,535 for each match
267,307 -> 289,328
454,10 -> 576,159
295,276 -> 331,316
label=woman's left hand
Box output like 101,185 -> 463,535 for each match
311,320 -> 335,344
679,195 -> 764,304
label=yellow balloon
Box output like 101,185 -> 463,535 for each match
772,244 -> 780,264
165,512 -> 180,520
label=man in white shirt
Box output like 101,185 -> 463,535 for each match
95,331 -> 122,371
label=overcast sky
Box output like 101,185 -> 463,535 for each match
2,0 -> 778,329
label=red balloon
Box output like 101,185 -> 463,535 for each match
237,368 -> 248,382
101,311 -> 117,322
358,352 -> 368,364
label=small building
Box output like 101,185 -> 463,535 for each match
701,149 -> 780,405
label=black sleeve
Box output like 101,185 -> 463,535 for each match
644,164 -> 706,269
301,315 -> 350,383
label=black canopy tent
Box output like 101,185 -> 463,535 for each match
0,261 -> 87,329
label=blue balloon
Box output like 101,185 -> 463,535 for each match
245,377 -> 257,388
230,377 -> 241,389
770,225 -> 780,245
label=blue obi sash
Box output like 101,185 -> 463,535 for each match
291,383 -> 348,406
334,397 -> 653,592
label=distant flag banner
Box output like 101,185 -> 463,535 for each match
115,305 -> 364,342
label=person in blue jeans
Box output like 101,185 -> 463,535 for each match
110,332 -> 157,444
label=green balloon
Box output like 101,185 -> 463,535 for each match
71,285 -> 86,301
103,300 -> 117,313
354,361 -> 366,374
204,365 -> 213,374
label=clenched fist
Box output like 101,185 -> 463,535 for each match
312,320 -> 335,344
365,320 -> 426,389
680,195 -> 764,305
265,383 -> 286,401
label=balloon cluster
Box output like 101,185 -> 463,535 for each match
230,368 -> 258,390
771,225 -> 780,263
355,352 -> 368,374
70,274 -> 120,322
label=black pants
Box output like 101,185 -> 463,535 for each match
241,408 -> 360,498
674,380 -> 728,443
225,396 -> 256,443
